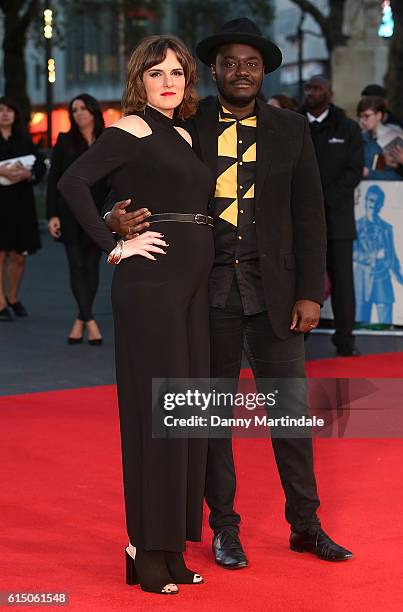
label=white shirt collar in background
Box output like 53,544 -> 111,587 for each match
307,108 -> 330,124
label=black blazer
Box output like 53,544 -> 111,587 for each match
46,132 -> 109,243
187,97 -> 327,339
300,104 -> 364,240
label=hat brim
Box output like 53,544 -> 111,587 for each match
196,33 -> 282,74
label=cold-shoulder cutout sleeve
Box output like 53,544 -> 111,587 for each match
58,128 -> 137,254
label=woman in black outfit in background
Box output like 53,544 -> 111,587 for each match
59,36 -> 214,595
0,97 -> 46,322
46,94 -> 107,344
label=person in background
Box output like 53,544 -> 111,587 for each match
46,94 -> 108,344
267,93 -> 299,112
0,97 -> 46,322
300,75 -> 364,357
357,96 -> 403,182
360,84 -> 403,129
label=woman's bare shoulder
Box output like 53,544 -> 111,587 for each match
174,126 -> 192,146
109,115 -> 152,139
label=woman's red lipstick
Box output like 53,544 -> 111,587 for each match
161,92 -> 176,96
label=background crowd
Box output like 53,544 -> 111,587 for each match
1,74 -> 403,356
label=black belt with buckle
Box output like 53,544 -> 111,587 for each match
148,213 -> 214,227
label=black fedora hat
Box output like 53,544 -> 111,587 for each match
196,18 -> 282,74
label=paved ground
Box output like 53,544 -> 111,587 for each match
0,233 -> 115,395
2,230 -> 403,396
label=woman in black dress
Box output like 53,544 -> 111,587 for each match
0,97 -> 46,322
58,36 -> 215,595
46,94 -> 108,344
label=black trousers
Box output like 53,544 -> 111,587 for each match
205,279 -> 320,534
326,239 -> 356,350
64,241 -> 101,322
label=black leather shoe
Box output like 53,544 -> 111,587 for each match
6,299 -> 27,317
331,337 -> 360,357
213,530 -> 248,569
336,347 -> 361,357
0,307 -> 13,321
290,527 -> 353,561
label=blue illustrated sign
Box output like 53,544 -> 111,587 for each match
321,182 -> 403,325
354,184 -> 403,323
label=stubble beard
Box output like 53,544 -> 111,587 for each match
216,79 -> 258,108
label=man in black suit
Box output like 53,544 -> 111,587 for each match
300,76 -> 364,356
106,19 -> 353,566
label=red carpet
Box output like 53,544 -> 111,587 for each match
1,354 -> 403,611
306,351 -> 403,378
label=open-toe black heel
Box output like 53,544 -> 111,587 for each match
125,547 -> 139,586
125,546 -> 179,594
164,551 -> 204,584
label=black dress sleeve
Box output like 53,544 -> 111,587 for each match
58,128 -> 132,254
31,145 -> 47,185
21,134 -> 46,185
46,133 -> 66,219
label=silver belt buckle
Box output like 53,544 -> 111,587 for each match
194,214 -> 206,224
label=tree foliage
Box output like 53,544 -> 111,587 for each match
0,1 -> 39,123
0,0 -> 162,124
288,0 -> 347,54
289,0 -> 403,122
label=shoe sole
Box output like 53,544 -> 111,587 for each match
215,559 -> 248,569
290,546 -> 353,561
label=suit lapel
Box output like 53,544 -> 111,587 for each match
255,99 -> 278,205
194,98 -> 219,177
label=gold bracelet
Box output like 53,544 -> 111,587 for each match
107,239 -> 124,265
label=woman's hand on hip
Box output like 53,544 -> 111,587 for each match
122,231 -> 168,261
